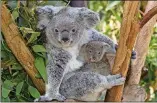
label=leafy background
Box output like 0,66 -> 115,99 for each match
1,1 -> 157,102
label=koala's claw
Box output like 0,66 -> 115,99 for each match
55,94 -> 66,101
131,51 -> 136,59
113,77 -> 125,86
107,74 -> 121,81
112,74 -> 121,79
34,94 -> 66,102
34,96 -> 52,102
107,74 -> 125,87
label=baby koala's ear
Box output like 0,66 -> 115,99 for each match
102,42 -> 116,54
35,6 -> 54,30
79,7 -> 100,29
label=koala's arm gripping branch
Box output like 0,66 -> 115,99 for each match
1,4 -> 45,94
105,1 -> 140,101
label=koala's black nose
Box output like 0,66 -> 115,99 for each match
62,37 -> 69,42
93,57 -> 96,60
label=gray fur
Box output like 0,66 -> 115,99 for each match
60,72 -> 125,101
35,6 -> 100,102
34,6 -> 123,102
78,41 -> 116,63
88,29 -> 116,49
76,40 -> 116,77
58,41 -> 117,101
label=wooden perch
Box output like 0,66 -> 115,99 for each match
1,4 -> 45,94
105,1 -> 140,101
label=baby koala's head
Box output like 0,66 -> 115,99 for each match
81,41 -> 116,63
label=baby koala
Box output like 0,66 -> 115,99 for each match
76,40 -> 116,101
77,40 -> 116,76
78,40 -> 116,63
59,41 -> 125,101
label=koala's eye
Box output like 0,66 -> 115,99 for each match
72,29 -> 76,32
98,52 -> 101,55
54,28 -> 59,33
89,50 -> 92,53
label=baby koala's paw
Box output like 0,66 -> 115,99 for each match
34,95 -> 52,102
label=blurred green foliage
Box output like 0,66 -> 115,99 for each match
1,0 -> 157,102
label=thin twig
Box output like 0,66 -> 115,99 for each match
66,0 -> 71,6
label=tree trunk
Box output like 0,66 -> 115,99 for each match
105,1 -> 140,101
1,4 -> 45,94
127,1 -> 157,85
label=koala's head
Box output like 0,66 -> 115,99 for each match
83,41 -> 116,62
36,6 -> 100,47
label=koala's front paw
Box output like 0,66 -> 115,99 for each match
54,93 -> 66,101
34,95 -> 52,102
131,50 -> 136,59
107,74 -> 125,87
34,94 -> 66,102
114,76 -> 125,86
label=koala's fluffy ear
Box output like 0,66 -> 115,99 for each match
102,42 -> 116,54
35,6 -> 54,30
79,7 -> 100,29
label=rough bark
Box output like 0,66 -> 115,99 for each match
122,84 -> 147,101
1,4 -> 45,94
105,1 -> 140,102
127,1 -> 157,85
120,1 -> 157,102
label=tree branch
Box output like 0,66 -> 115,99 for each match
127,1 -> 157,85
1,4 -> 45,94
105,1 -> 140,101
140,6 -> 157,28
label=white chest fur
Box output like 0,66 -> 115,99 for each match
63,46 -> 83,74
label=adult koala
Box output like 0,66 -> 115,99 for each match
35,6 -> 124,102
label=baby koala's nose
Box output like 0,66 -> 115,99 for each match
62,37 -> 69,42
93,57 -> 96,60
89,57 -> 96,62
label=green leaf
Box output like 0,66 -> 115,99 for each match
8,1 -> 17,9
19,27 -> 40,43
12,71 -> 19,77
28,86 -> 40,98
3,80 -> 14,90
106,1 -> 121,11
2,87 -> 10,98
35,57 -> 47,82
32,45 -> 46,52
1,96 -> 10,102
1,50 -> 9,60
16,82 -> 24,95
12,64 -> 23,70
35,73 -> 42,79
12,8 -> 19,21
20,27 -> 34,37
27,32 -> 40,44
1,40 -> 11,52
